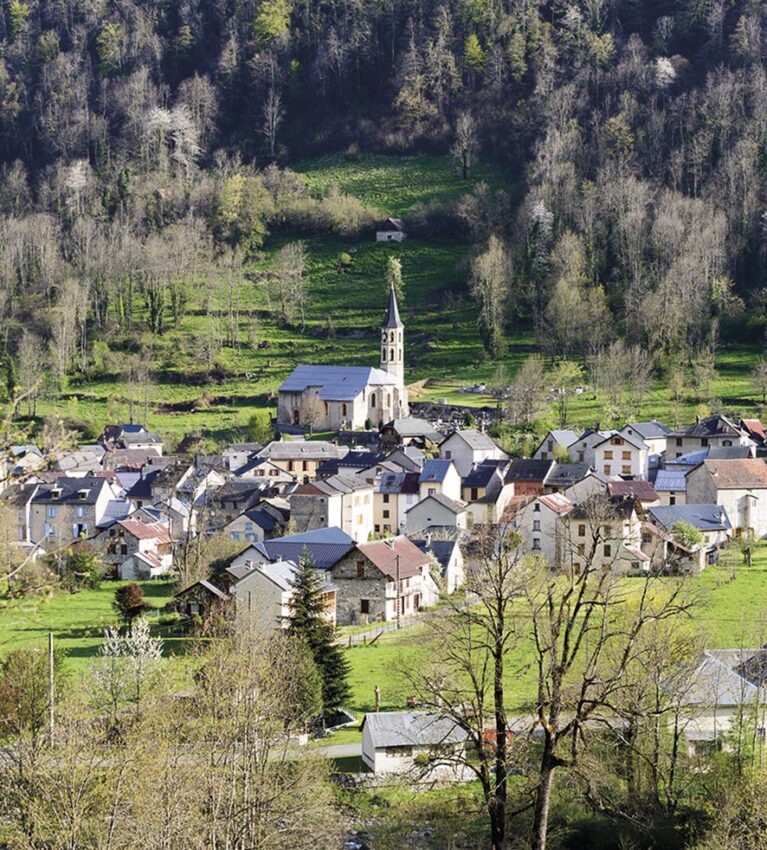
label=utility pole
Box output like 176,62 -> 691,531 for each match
48,631 -> 55,747
396,552 -> 401,631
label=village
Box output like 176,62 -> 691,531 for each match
3,286 -> 767,787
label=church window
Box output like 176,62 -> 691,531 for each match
399,349 -> 402,361
371,394 -> 377,408
390,348 -> 394,360
341,403 -> 347,417
390,332 -> 395,342
382,348 -> 387,361
324,401 -> 328,415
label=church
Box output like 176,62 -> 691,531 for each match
277,287 -> 409,431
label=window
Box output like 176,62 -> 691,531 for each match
604,465 -> 611,475
471,487 -> 478,500
390,331 -> 395,342
428,487 -> 436,496
47,506 -> 57,518
604,544 -> 612,557
371,394 -> 377,408
360,599 -> 370,614
76,506 -> 84,518
532,538 -> 541,550
341,403 -> 347,417
622,451 -> 631,460
374,524 -> 380,533
356,562 -> 365,578
383,510 -> 390,519
444,450 -> 452,459
381,348 -> 387,361
723,440 -> 732,447
302,461 -> 308,471
578,524 -> 586,536
669,494 -> 676,506
548,440 -> 554,451
390,348 -> 395,361
533,503 -> 540,512
533,520 -> 541,531
577,543 -> 585,556
676,438 -> 682,447
383,494 -> 390,503
611,437 -> 622,445
288,461 -> 294,472
622,465 -> 631,474
604,450 -> 613,460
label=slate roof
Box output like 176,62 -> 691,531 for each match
593,431 -> 647,451
278,366 -> 399,401
32,477 -> 107,505
505,459 -> 554,483
653,469 -> 688,493
318,450 -> 387,476
0,482 -> 38,507
356,537 -> 431,580
258,440 -> 347,460
362,711 -> 468,749
236,509 -> 279,533
406,493 -> 467,515
607,480 -> 659,501
383,285 -> 404,329
463,460 -> 506,489
702,458 -> 767,489
542,429 -> 579,448
648,504 -> 731,533
120,431 -> 163,446
294,473 -> 372,496
623,421 -> 672,440
378,471 -> 420,495
708,446 -> 755,460
419,459 -> 454,484
672,414 -> 744,439
684,649 -> 767,706
257,527 -> 355,570
411,537 -> 460,573
544,462 -> 591,488
377,218 -> 406,233
668,449 -> 708,467
443,429 -> 502,452
384,419 -> 443,443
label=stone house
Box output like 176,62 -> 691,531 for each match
439,430 -> 507,478
686,458 -> 767,537
256,441 -> 346,483
227,559 -> 336,633
290,474 -> 375,543
461,460 -> 513,525
330,536 -> 436,625
375,217 -> 407,242
100,518 -> 173,579
0,482 -> 39,544
224,500 -> 288,544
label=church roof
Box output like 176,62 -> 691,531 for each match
383,286 -> 403,329
279,365 -> 399,401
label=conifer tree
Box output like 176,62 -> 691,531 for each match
288,547 -> 351,717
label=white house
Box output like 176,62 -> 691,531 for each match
620,421 -> 671,470
666,415 -> 754,459
277,288 -> 408,430
677,649 -> 767,758
515,492 -> 574,567
439,430 -> 506,478
685,458 -> 767,538
593,432 -> 649,479
405,494 -> 468,535
375,218 -> 407,242
361,711 -> 470,779
418,459 -> 462,502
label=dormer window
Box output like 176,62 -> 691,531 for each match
78,490 -> 88,500
51,488 -> 61,499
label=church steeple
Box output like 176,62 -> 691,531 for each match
381,286 -> 404,382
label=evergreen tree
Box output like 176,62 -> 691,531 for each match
287,547 -> 351,717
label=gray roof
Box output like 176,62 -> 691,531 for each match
684,649 -> 767,706
242,527 -> 356,571
544,462 -> 592,487
278,365 -> 399,401
406,492 -> 467,515
547,429 -> 579,447
411,537 -> 460,573
383,285 -> 403,329
594,431 -> 647,451
419,459 -> 454,484
362,711 -> 468,749
653,469 -> 688,492
648,504 -> 731,532
258,440 -> 347,460
32,477 -> 108,505
623,421 -> 672,440
385,419 -> 443,442
443,429 -> 501,452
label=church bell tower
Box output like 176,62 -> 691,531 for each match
381,285 -> 404,383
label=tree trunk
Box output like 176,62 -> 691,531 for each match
531,752 -> 557,850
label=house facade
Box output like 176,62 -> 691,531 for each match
686,459 -> 767,537
593,432 -> 649,479
439,430 -> 506,478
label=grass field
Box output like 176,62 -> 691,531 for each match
21,149 -> 762,447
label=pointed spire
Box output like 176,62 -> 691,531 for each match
383,285 -> 403,329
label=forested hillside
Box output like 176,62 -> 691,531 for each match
1,0 -> 766,438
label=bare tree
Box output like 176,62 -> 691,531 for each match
451,112 -> 479,180
262,87 -> 283,160
751,359 -> 767,404
471,235 -> 511,358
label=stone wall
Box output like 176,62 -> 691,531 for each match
331,552 -> 388,625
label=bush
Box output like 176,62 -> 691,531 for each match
56,549 -> 102,592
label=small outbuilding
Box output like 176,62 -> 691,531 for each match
375,218 -> 407,242
361,711 -> 470,779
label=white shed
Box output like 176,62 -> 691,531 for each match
361,711 -> 470,780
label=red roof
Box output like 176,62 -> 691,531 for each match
357,537 -> 431,581
117,519 -> 172,544
608,480 -> 659,501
